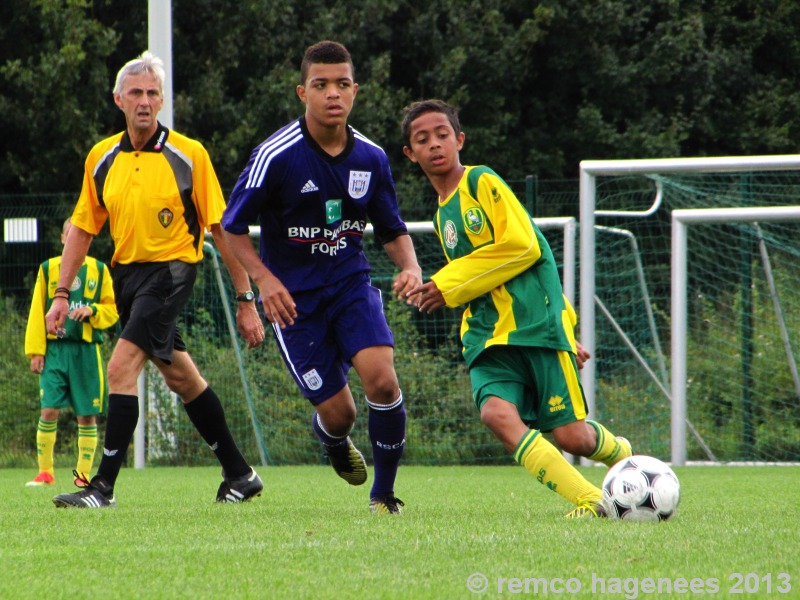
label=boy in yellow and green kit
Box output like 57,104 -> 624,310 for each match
25,219 -> 118,487
402,100 -> 631,518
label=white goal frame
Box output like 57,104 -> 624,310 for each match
671,206 -> 800,464
580,155 -> 800,466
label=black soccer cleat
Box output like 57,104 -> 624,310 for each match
370,494 -> 405,515
53,476 -> 116,509
216,469 -> 263,503
326,437 -> 368,486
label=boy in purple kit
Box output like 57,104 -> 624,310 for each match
223,41 -> 421,514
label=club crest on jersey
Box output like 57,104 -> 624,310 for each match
325,199 -> 342,224
87,278 -> 98,293
158,208 -> 173,228
463,207 -> 486,235
348,171 -> 371,199
302,369 -> 323,391
444,220 -> 458,249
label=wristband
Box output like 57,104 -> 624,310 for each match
55,286 -> 70,295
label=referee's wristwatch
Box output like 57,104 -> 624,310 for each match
236,290 -> 256,302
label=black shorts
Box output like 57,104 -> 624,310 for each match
113,261 -> 197,363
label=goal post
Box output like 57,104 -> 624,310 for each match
671,206 -> 800,465
580,156 -> 800,466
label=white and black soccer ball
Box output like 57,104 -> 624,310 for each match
602,455 -> 680,522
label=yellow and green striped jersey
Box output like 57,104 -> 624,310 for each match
430,165 -> 577,366
71,123 -> 225,266
25,255 -> 118,357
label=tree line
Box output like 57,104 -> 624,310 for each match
3,0 -> 800,215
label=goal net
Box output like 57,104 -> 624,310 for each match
579,156 -> 800,465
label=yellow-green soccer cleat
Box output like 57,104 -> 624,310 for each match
326,437 -> 367,486
26,472 -> 55,487
565,500 -> 607,519
616,436 -> 633,460
370,495 -> 405,515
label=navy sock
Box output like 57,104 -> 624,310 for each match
311,412 -> 348,454
367,393 -> 406,498
96,394 -> 139,489
183,387 -> 250,479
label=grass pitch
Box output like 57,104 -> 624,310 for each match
3,465 -> 797,599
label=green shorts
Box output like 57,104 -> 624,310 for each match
39,341 -> 107,416
469,345 -> 587,432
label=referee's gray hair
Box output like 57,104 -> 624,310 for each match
113,51 -> 165,95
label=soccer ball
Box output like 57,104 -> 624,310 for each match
602,455 -> 680,522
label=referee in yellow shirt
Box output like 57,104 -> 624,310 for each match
46,51 -> 265,508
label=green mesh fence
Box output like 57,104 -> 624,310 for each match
6,171 -> 796,470
590,173 -> 800,462
0,181 -> 543,468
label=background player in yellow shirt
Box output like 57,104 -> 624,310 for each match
25,219 -> 118,488
402,99 -> 632,518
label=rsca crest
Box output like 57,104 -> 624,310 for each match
348,171 -> 371,199
302,369 -> 323,391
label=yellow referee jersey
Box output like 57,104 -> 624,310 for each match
71,123 -> 224,265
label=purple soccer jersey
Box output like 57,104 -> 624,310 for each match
223,117 -> 408,293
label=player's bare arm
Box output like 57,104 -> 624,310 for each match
210,224 -> 265,348
222,229 -> 297,329
45,225 -> 93,335
383,234 -> 422,303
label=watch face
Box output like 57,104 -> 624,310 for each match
238,291 -> 255,301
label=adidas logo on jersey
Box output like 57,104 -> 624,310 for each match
301,180 -> 319,193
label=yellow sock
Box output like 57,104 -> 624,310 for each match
514,429 -> 602,505
36,419 -> 57,476
586,420 -> 632,466
76,424 -> 98,478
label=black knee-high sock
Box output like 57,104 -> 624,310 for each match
96,394 -> 139,488
183,386 -> 250,479
367,393 -> 406,498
